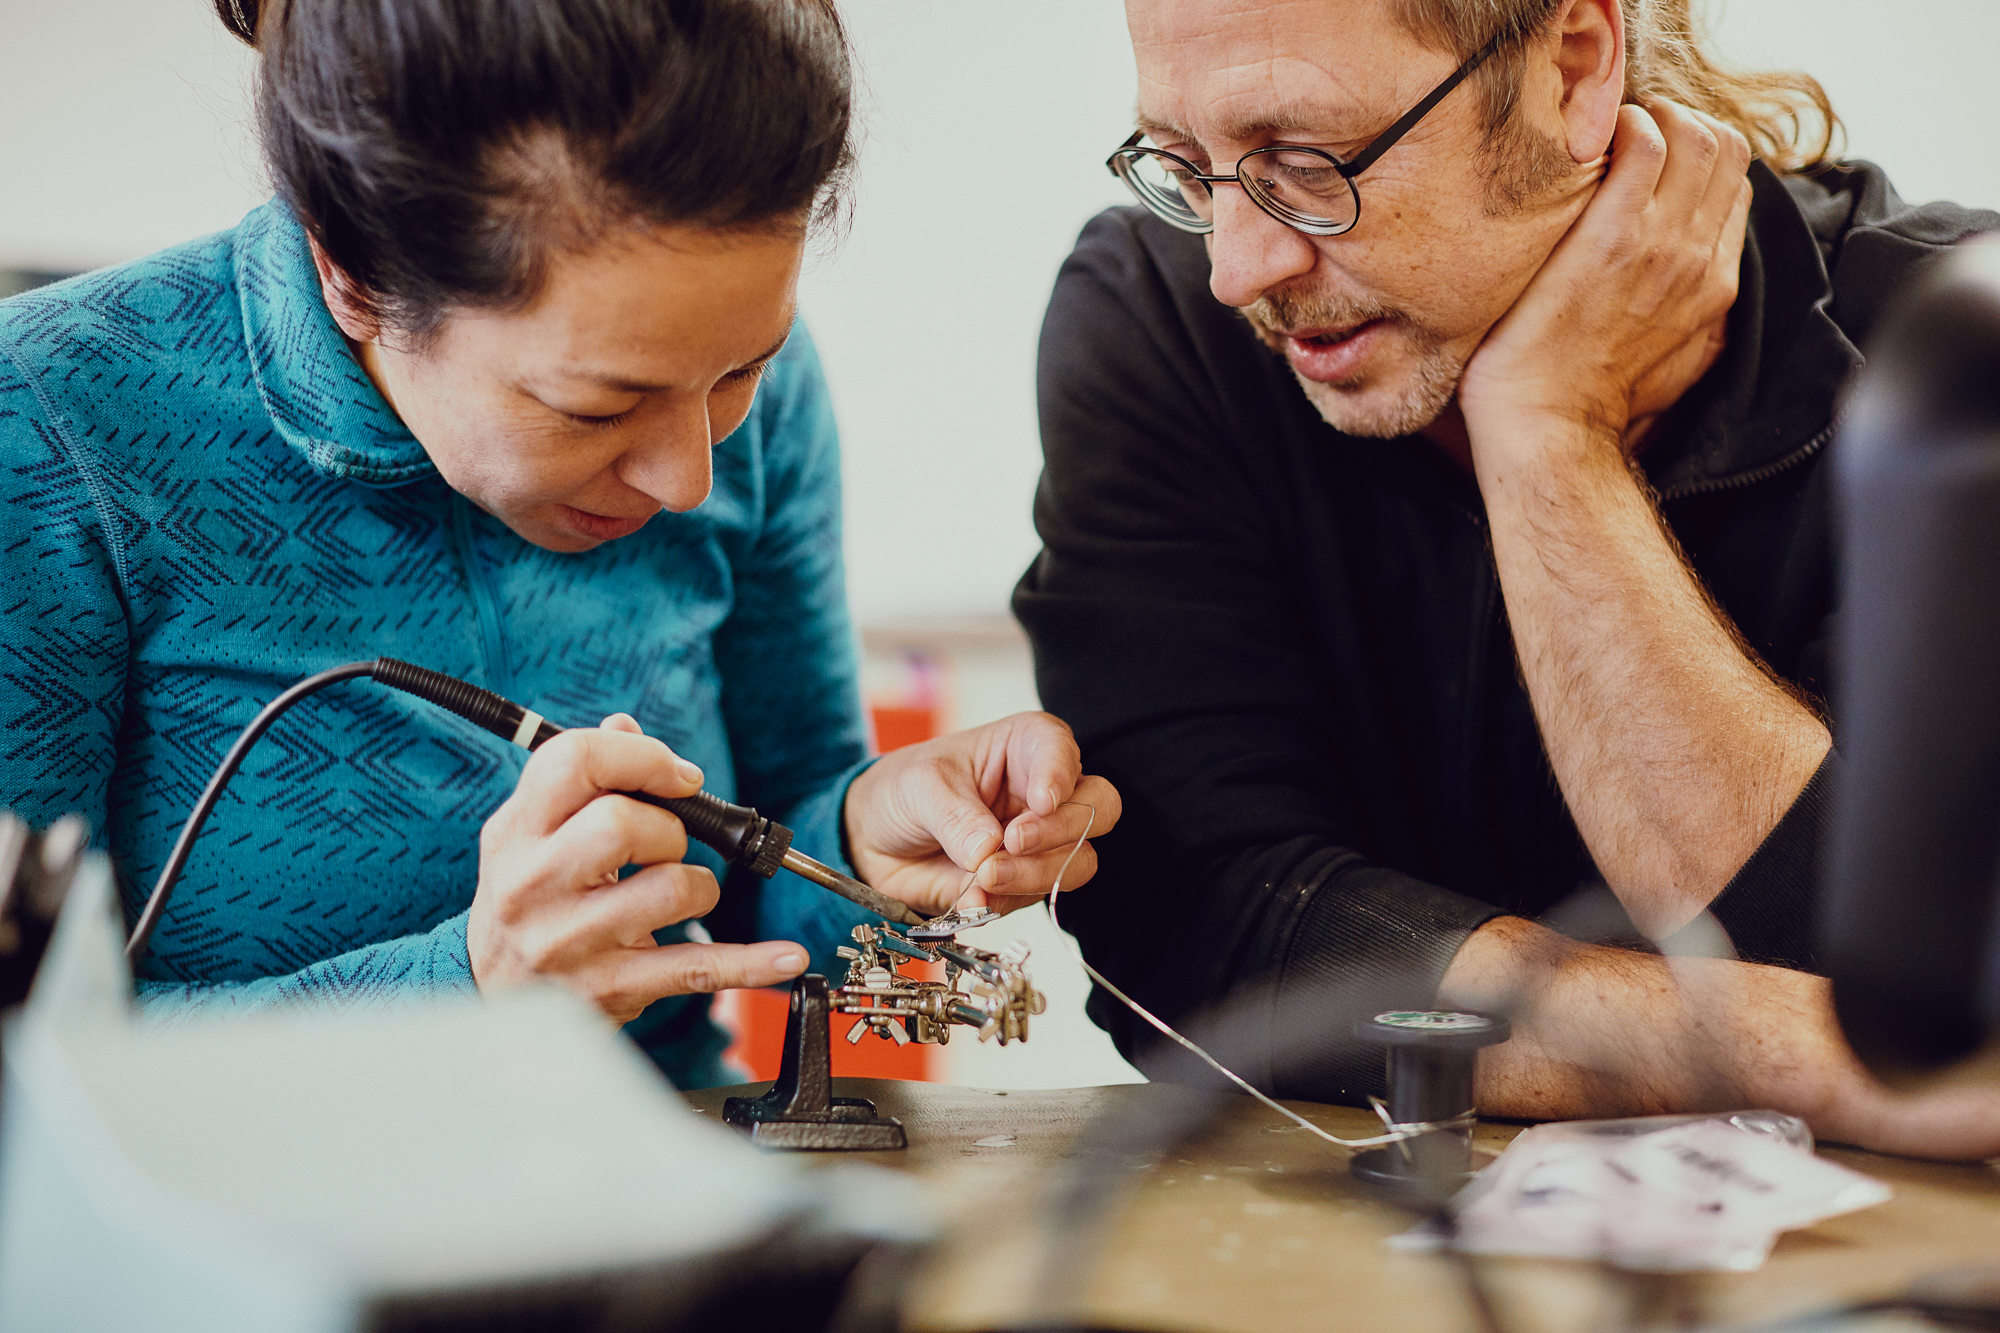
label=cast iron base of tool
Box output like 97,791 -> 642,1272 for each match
723,974 -> 908,1151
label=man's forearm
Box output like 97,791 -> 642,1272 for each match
1477,422 -> 1829,938
1441,915 -> 2000,1162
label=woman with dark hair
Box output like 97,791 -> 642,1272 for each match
0,0 -> 1118,1087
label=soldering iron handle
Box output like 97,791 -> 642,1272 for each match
630,790 -> 794,880
371,658 -> 793,879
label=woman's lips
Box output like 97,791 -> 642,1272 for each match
556,504 -> 656,542
1283,318 -> 1388,384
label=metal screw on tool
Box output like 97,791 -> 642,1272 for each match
1348,1010 -> 1511,1201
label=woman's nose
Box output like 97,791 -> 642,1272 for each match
615,403 -> 715,514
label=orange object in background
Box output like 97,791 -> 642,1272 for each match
869,703 -> 939,755
712,659 -> 950,1085
866,646 -> 947,759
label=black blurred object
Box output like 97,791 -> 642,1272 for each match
0,812 -> 87,1010
723,975 -> 908,1150
359,1224 -> 911,1333
1348,1010 -> 1510,1200
1828,237 -> 2000,1075
0,269 -> 78,300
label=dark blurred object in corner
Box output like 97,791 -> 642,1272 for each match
1829,236 -> 2000,1078
0,269 -> 80,300
0,812 -> 87,1010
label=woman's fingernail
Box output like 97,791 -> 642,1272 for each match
776,950 -> 808,975
676,758 -> 704,785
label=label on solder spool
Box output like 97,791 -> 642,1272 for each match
1374,1011 -> 1494,1032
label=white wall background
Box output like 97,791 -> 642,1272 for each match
4,0 -> 1999,622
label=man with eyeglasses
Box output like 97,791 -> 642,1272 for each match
1015,0 -> 2000,1158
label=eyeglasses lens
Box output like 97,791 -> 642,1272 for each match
1115,149 -> 1213,232
1239,148 -> 1360,235
1113,141 -> 1363,238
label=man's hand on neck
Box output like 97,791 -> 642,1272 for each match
1428,100 -> 1828,942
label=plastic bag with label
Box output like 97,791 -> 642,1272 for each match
1391,1111 -> 1890,1272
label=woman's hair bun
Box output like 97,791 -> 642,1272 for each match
213,0 -> 261,47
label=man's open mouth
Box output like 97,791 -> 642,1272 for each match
1276,317 -> 1396,386
1289,319 -> 1383,347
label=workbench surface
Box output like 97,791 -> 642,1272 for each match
685,1079 -> 2000,1332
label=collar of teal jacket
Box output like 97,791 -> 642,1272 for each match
234,201 -> 436,486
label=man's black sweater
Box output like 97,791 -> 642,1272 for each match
1013,162 -> 1996,1103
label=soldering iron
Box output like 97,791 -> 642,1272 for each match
124,658 -> 926,963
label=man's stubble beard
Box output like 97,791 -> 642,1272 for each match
1242,293 -> 1467,440
1239,123 -> 1574,441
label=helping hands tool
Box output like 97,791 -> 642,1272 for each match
722,920 -> 1046,1149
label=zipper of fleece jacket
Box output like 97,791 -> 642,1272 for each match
1657,416 -> 1840,503
449,491 -> 518,702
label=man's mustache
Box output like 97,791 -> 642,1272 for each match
1241,288 -> 1408,348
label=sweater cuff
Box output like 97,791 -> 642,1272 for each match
1270,864 -> 1505,1104
420,910 -> 480,995
1691,751 -> 1834,972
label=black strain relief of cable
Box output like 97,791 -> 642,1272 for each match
372,657 -> 527,745
371,659 -> 795,880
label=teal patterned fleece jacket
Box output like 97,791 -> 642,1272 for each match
0,201 -> 875,1088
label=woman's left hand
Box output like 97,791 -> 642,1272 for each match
842,712 -> 1122,918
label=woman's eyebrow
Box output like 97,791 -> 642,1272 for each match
562,332 -> 792,394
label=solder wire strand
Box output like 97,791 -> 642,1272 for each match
1041,803 -> 1472,1152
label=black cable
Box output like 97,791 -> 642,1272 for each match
125,660 -> 378,962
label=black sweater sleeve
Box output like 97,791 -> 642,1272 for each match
1692,751 -> 1835,971
1013,211 -> 1503,1104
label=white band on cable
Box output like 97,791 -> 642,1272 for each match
511,710 -> 545,750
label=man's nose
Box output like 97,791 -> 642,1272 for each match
616,401 -> 715,514
1205,184 -> 1321,310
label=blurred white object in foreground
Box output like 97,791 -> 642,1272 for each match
0,854 -> 932,1333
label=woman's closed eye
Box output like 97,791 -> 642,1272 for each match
720,360 -> 771,388
567,406 -> 639,429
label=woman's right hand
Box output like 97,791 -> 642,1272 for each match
467,714 -> 809,1024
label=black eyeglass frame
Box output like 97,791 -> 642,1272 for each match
1106,32 -> 1506,238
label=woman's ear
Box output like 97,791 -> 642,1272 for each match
307,235 -> 384,345
1553,0 -> 1625,164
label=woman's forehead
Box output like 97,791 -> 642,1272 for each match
457,229 -> 801,385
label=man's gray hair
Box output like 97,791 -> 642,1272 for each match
1393,0 -> 1841,173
